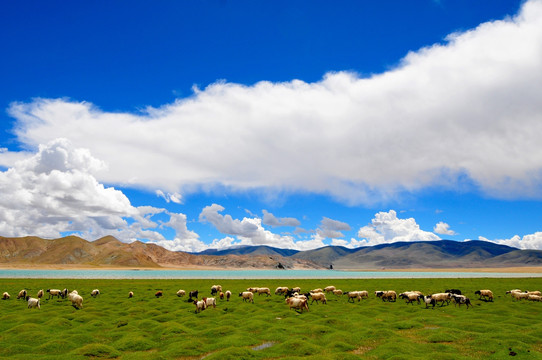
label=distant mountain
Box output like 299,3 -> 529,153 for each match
1,236 -> 540,270
196,245 -> 299,257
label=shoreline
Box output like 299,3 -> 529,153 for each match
1,264 -> 542,273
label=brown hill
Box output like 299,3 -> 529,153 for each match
0,236 -> 322,269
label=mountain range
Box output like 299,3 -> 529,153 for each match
1,236 -> 541,270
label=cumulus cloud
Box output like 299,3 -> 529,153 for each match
262,210 -> 301,227
433,222 -> 457,236
480,232 -> 542,250
317,217 -> 351,239
357,210 -> 440,246
3,1 -> 542,204
0,139 -> 199,249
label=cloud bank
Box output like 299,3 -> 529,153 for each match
3,0 -> 542,205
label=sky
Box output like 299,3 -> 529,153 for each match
2,0 -> 542,252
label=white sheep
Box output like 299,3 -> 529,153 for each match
286,297 -> 309,312
474,289 -> 493,301
26,296 -> 40,309
225,290 -> 231,301
239,291 -> 254,303
275,287 -> 289,295
194,299 -> 206,313
128,291 -> 134,298
204,297 -> 216,308
68,291 -> 83,309
90,289 -> 100,297
310,292 -> 327,304
291,287 -> 301,293
46,289 -> 62,300
430,293 -> 452,306
211,285 -> 222,295
526,290 -> 541,296
345,291 -> 363,302
399,292 -> 422,305
310,288 -> 323,293
2,292 -> 10,300
255,287 -> 271,296
324,286 -> 336,293
510,291 -> 529,301
177,289 -> 186,297
423,295 -> 436,308
376,290 -> 397,302
17,289 -> 27,299
528,294 -> 542,302
332,289 -> 343,296
37,289 -> 44,299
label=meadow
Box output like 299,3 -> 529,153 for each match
1,277 -> 541,359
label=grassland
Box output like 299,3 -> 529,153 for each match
1,277 -> 541,359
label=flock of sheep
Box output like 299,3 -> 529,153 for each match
1,288 -> 99,310
2,284 -> 540,314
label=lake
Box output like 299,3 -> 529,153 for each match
0,269 -> 541,279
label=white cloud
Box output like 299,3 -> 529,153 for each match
156,190 -> 182,204
357,210 -> 440,246
262,210 -> 300,227
317,217 -> 351,238
480,232 -> 542,250
433,221 -> 457,236
0,139 -> 198,248
3,1 -> 542,204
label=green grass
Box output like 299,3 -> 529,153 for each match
1,278 -> 542,359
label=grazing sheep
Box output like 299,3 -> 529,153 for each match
219,291 -> 224,300
211,285 -> 222,296
451,294 -> 472,308
26,296 -> 40,309
474,290 -> 494,301
155,291 -> 163,298
399,292 -> 422,305
204,297 -> 217,308
194,299 -> 206,313
2,292 -> 10,300
332,289 -> 343,296
255,287 -> 271,296
275,286 -> 289,295
46,289 -> 62,300
310,292 -> 327,304
285,297 -> 309,312
226,290 -> 231,301
528,294 -> 542,302
375,290 -> 397,302
291,287 -> 301,293
430,293 -> 452,306
239,291 -> 254,303
324,286 -> 336,293
128,291 -> 134,298
526,291 -> 542,296
17,289 -> 27,300
423,295 -> 436,308
345,291 -> 363,302
68,292 -> 83,309
90,289 -> 100,297
61,288 -> 69,298
510,291 -> 529,301
310,288 -> 323,293
247,287 -> 259,292
176,290 -> 186,297
36,289 -> 44,299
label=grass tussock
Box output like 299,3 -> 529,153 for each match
0,277 -> 542,359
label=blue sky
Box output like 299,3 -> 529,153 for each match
2,0 -> 542,252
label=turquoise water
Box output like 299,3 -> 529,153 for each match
0,269 -> 540,279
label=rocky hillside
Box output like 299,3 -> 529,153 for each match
0,236 -> 322,269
